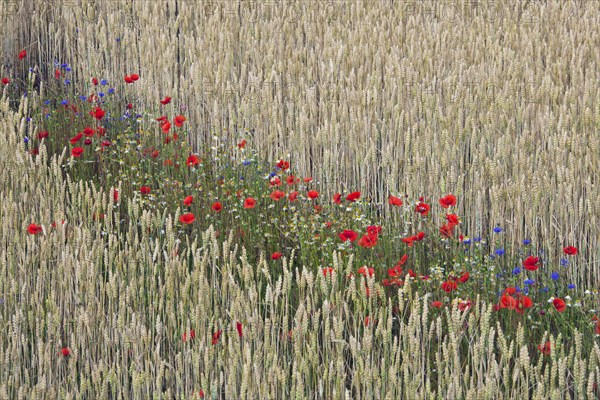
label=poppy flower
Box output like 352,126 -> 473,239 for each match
92,77 -> 98,85
333,193 -> 342,204
269,176 -> 281,187
439,224 -> 454,238
286,175 -> 297,185
367,225 -> 382,236
113,189 -> 119,202
69,132 -> 83,144
179,213 -> 195,224
237,139 -> 246,149
303,177 -> 313,183
212,202 -> 222,212
271,252 -> 282,260
415,198 -> 430,216
18,50 -> 26,60
91,107 -> 105,120
346,191 -> 361,202
183,196 -> 193,206
499,295 -> 517,309
236,322 -> 243,338
416,232 -> 425,241
83,127 -> 95,137
182,329 -> 196,342
307,190 -> 319,199
358,233 -> 378,248
441,280 -> 458,293
243,197 -> 256,209
96,126 -> 106,136
457,300 -> 472,312
186,154 -> 200,167
71,147 -> 84,158
459,271 -> 470,283
124,75 -> 133,83
338,229 -> 358,242
397,254 -> 408,266
288,191 -> 298,202
439,194 -> 457,208
553,298 -> 566,313
538,341 -> 551,356
270,190 -> 286,201
160,96 -> 172,105
523,256 -> 540,271
276,159 -> 290,170
1,77 -> 8,85
357,266 -> 375,277
389,195 -> 403,206
37,131 -> 49,140
60,347 -> 70,357
199,389 -> 205,398
161,121 -> 171,133
563,246 -> 578,255
126,103 -> 133,110
387,266 -> 403,278
446,214 -> 460,226
174,115 -> 186,127
54,69 -> 61,79
140,186 -> 151,194
322,267 -> 334,277
27,223 -> 43,235
212,330 -> 222,345
431,301 -> 443,308
402,237 -> 415,246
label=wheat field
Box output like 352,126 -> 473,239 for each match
1,0 -> 600,398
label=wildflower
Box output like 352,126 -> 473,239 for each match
563,246 -> 578,255
346,191 -> 361,202
439,194 -> 457,208
37,131 -> 49,140
276,159 -> 290,170
108,88 -> 115,94
357,266 -> 375,277
91,107 -> 105,120
288,191 -> 298,202
439,224 -> 454,238
389,195 -> 403,206
71,147 -> 84,157
100,79 -> 107,85
524,279 -> 535,285
307,190 -> 319,199
182,329 -> 196,342
92,77 -> 98,85
60,347 -> 70,357
243,197 -> 256,209
415,198 -> 430,216
286,175 -> 297,185
179,213 -> 195,224
367,225 -> 382,236
560,258 -> 569,267
333,193 -> 342,204
238,139 -> 246,149
27,223 -> 43,235
495,248 -> 505,256
236,322 -> 243,338
160,96 -> 172,105
357,233 -> 378,248
493,226 -> 503,233
174,115 -> 186,127
538,341 -> 551,356
269,176 -> 281,187
322,267 -> 334,277
523,239 -> 531,245
1,77 -> 8,85
183,196 -> 193,206
431,301 -> 443,308
18,49 -> 26,59
270,190 -> 286,201
512,267 -> 521,275
523,256 -> 540,271
140,186 -> 151,195
124,75 -> 133,83
198,389 -> 205,398
338,229 -> 358,242
212,330 -> 222,345
186,155 -> 201,167
271,252 -> 282,260
303,177 -> 313,183
459,271 -> 470,283
441,280 -> 458,293
551,272 -> 559,281
553,298 -> 566,313
212,202 -> 222,212
83,127 -> 94,137
500,295 -> 517,310
568,284 -> 576,289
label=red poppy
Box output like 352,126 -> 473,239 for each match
183,196 -> 193,206
553,298 -> 566,313
416,232 -> 425,241
389,195 -> 403,206
37,131 -> 49,140
431,301 -> 443,308
322,267 -> 334,277
446,214 -> 460,226
519,295 -> 533,309
538,341 -> 551,356
346,191 -> 361,202
458,300 -> 472,312
212,202 -> 222,212
402,237 -> 415,246
160,96 -> 172,105
358,233 -> 378,248
92,77 -> 98,85
60,347 -> 70,357
270,190 -> 286,201
338,229 -> 358,242
18,49 -> 26,60
288,191 -> 298,202
113,189 -> 119,202
236,322 -> 243,338
441,280 -> 458,293
83,138 -> 92,146
186,154 -> 200,167
174,115 -> 186,127
269,176 -> 281,187
212,330 -> 222,345
140,186 -> 151,194
397,254 -> 408,266
237,139 -> 246,149
199,389 -> 205,398
55,69 -> 61,79
161,121 -> 171,133
276,159 -> 290,170
82,127 -> 94,137
563,246 -> 578,255
70,132 -> 83,144
307,190 -> 319,199
367,225 -> 382,236
459,271 -> 470,283
1,77 -> 8,85
415,198 -> 430,216
439,224 -> 454,238
286,175 -> 296,185
387,266 -> 403,278
523,256 -> 540,271
243,197 -> 256,209
182,329 -> 196,342
130,73 -> 139,81
124,75 -> 133,83
126,103 -> 133,110
357,266 -> 375,277
156,115 -> 168,123
303,177 -> 313,183
179,213 -> 195,224
439,194 -> 457,208
71,147 -> 84,158
27,223 -> 43,235
96,126 -> 106,136
500,295 -> 517,310
271,252 -> 282,260
333,193 -> 342,204
91,107 -> 105,120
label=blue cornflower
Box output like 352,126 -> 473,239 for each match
540,286 -> 549,293
495,248 -> 505,256
515,285 -> 521,293
268,172 -> 277,178
243,160 -> 251,166
100,79 -> 108,86
493,226 -> 503,233
61,63 -> 68,68
512,267 -> 521,275
65,79 -> 71,85
567,284 -> 576,289
79,95 -> 87,101
98,92 -> 105,97
108,88 -> 115,94
116,37 -> 121,42
560,258 -> 569,267
524,279 -> 535,285
44,100 -> 51,105
23,137 -> 29,144
522,287 -> 529,295
61,99 -> 68,106
463,239 -> 471,245
523,239 -> 531,245
45,114 -> 50,119
473,237 -> 482,242
65,67 -> 72,72
26,117 -> 31,122
551,272 -> 559,281
239,176 -> 245,180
